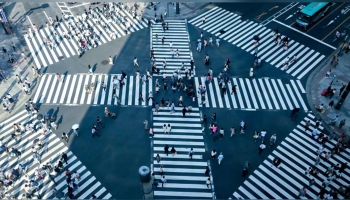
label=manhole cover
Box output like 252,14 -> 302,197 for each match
219,29 -> 226,34
101,60 -> 108,65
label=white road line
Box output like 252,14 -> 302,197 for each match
252,79 -> 265,109
24,36 -> 41,69
264,79 -> 279,109
258,79 -> 273,109
290,80 -> 308,111
239,78 -> 251,108
107,75 -> 114,105
201,77 -> 210,108
73,75 -> 83,104
128,76 -> 134,105
232,78 -> 244,108
94,75 -> 102,104
148,78 -> 153,106
227,80 -> 238,108
272,19 -> 336,50
245,79 -> 258,109
142,79 -> 146,106
46,75 -> 57,103
39,74 -> 52,103
121,77 -> 127,105
297,55 -> 325,79
271,43 -> 300,66
59,74 -> 70,103
189,7 -> 221,25
286,84 -> 299,109
291,51 -> 319,76
33,74 -> 46,103
207,80 -> 217,108
213,78 -> 223,108
277,80 -> 293,110
66,75 -> 77,104
100,75 -> 108,104
81,75 -> 91,104
194,77 -> 202,107
135,77 -> 140,106
87,75 -> 96,104
295,80 -> 305,93
271,79 -> 287,110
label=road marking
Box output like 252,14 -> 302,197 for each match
322,15 -> 350,41
260,2 -> 299,26
68,2 -> 91,8
272,19 -> 336,50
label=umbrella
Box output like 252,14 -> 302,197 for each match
33,139 -> 39,145
72,124 -> 79,130
253,35 -> 260,41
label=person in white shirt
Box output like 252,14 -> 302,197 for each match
260,130 -> 267,143
217,152 -> 224,164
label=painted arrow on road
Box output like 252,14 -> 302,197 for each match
285,15 -> 293,20
327,15 -> 340,26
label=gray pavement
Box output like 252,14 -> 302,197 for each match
307,45 -> 350,137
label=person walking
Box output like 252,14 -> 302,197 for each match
170,147 -> 176,156
161,176 -> 166,188
133,57 -> 139,66
339,119 -> 346,128
329,100 -> 334,108
164,145 -> 169,156
62,132 -> 69,143
206,178 -> 211,188
240,120 -> 246,134
163,124 -> 167,134
258,142 -> 266,155
16,74 -> 23,84
139,92 -> 144,102
155,154 -> 161,163
230,127 -> 236,137
182,107 -> 187,117
144,120 -> 149,130
298,186 -> 307,198
211,113 -> 216,122
61,152 -> 68,164
219,128 -> 224,139
309,179 -> 315,187
242,167 -> 248,177
159,165 -> 164,176
109,56 -> 113,65
211,149 -> 217,159
260,129 -> 267,143
217,152 -> 224,165
270,134 -> 276,148
189,148 -> 193,159
167,124 -> 171,134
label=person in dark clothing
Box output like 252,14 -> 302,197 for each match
182,107 -> 187,117
61,152 -> 68,164
318,186 -> 327,198
204,166 -> 210,176
164,145 -> 169,156
242,167 -> 248,177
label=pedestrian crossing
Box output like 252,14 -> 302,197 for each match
32,74 -> 153,106
25,8 -> 148,69
151,19 -> 195,77
188,7 -> 326,80
232,114 -> 350,199
0,110 -> 112,199
194,77 -> 308,111
152,107 -> 213,199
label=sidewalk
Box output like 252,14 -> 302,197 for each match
307,45 -> 350,137
141,2 -> 213,20
0,29 -> 35,122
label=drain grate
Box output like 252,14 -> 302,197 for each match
101,60 -> 108,65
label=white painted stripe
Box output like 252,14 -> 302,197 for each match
207,13 -> 236,33
199,10 -> 229,29
33,74 -> 47,103
213,78 -> 223,108
153,117 -> 201,122
245,79 -> 258,109
200,77 -> 210,108
249,176 -> 281,199
95,187 -> 106,198
265,40 -> 295,62
87,75 -> 96,104
155,112 -> 200,117
24,36 -> 42,68
58,20 -> 80,51
207,79 -> 217,108
239,78 -> 251,108
100,75 -> 108,104
49,27 -> 70,58
297,55 -> 325,79
264,79 -> 279,109
44,27 -> 62,61
153,153 -> 202,159
142,78 -> 146,106
46,75 -> 58,103
296,80 -> 305,93
154,191 -> 212,197
40,74 -> 53,103
258,79 -> 272,109
290,80 -> 308,111
232,78 -> 244,108
103,193 -> 112,199
154,175 -> 208,181
80,75 -> 92,104
0,110 -> 27,127
52,75 -> 64,103
107,75 -> 114,105
160,183 -> 209,189
277,80 -> 293,110
226,21 -> 253,42
158,107 -> 200,111
291,51 -> 318,76
242,29 -> 270,50
66,75 -> 77,104
271,79 -> 287,110
270,42 -> 300,65
154,167 -> 205,173
37,29 -> 54,65
219,19 -> 244,38
243,181 -> 269,199
194,77 -> 202,107
252,79 -> 265,109
148,78 -> 153,106
153,140 -> 204,146
60,74 -> 71,103
121,76 -> 127,105
286,48 -> 313,72
73,75 -> 84,104
134,77 -> 140,105
154,134 -> 203,139
231,23 -> 259,44
188,7 -> 219,23
153,122 -> 201,127
54,25 -> 75,55
128,76 -> 134,105
93,75 -> 102,104
227,80 -> 238,108
153,128 -> 202,134
237,26 -> 266,47
79,181 -> 101,199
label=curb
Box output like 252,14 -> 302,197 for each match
305,45 -> 342,135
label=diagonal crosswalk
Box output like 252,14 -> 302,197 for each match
194,77 -> 308,110
152,107 -> 213,199
0,110 -> 112,199
232,113 -> 350,199
151,19 -> 195,77
33,74 -> 153,106
188,7 -> 326,80
25,7 -> 148,69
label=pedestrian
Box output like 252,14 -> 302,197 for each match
219,128 -> 224,139
201,166 -> 209,178
88,65 -> 93,74
170,147 -> 176,156
61,152 -> 68,164
329,100 -> 334,108
96,117 -> 104,127
260,129 -> 266,143
61,132 -> 68,143
109,55 -> 113,65
16,74 -> 22,84
315,155 -> 321,165
309,179 -> 315,187
155,154 -> 161,163
258,142 -> 266,154
11,42 -> 16,52
240,120 -> 246,134
211,113 -> 216,122
325,69 -> 331,78
339,83 -> 346,96
139,92 -> 144,102
187,105 -> 192,114
211,149 -> 217,159
159,165 -> 164,175
270,134 -> 276,148
189,148 -> 193,159
202,115 -> 207,124
206,178 -> 211,189
318,186 -> 327,198
144,120 -> 148,130
231,85 -> 237,94
339,119 -> 346,128
91,126 -> 99,137
164,145 -> 169,156
161,176 -> 166,188
167,124 -> 171,134
182,107 -> 187,117
217,152 -> 224,164
298,186 -> 307,197
230,127 -> 236,137
242,167 -> 248,177
133,57 -> 139,66
322,179 -> 331,187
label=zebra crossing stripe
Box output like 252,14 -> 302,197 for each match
234,23 -> 261,45
200,10 -> 229,29
74,75 -> 84,104
142,79 -> 146,106
290,81 -> 308,111
230,22 -> 258,44
245,79 -> 258,109
60,74 -> 71,103
135,77 -> 140,106
121,77 -> 127,105
188,7 -> 219,23
31,31 -> 48,67
107,75 -> 114,105
93,75 -> 102,104
38,29 -> 54,65
52,75 -> 64,103
194,77 -> 202,107
40,74 -> 53,103
46,75 -> 57,103
297,55 -> 325,79
264,79 -> 280,109
251,79 -> 265,109
213,78 -> 223,107
227,81 -> 238,108
45,27 -> 65,60
239,78 -> 252,108
271,79 -> 287,110
67,74 -> 77,104
128,76 -> 133,105
207,13 -> 236,33
277,80 -> 293,110
232,78 -> 244,108
100,75 -> 108,105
